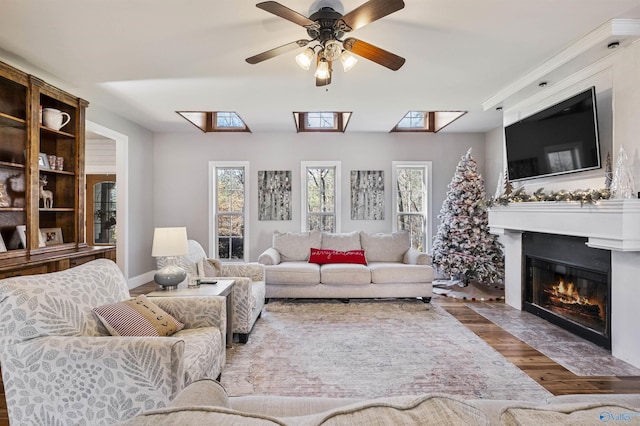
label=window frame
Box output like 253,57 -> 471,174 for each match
209,161 -> 250,262
300,161 -> 341,233
391,111 -> 467,133
177,111 -> 251,133
391,161 -> 432,252
293,112 -> 352,133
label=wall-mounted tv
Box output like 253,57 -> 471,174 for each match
505,87 -> 601,181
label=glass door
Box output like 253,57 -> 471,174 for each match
86,174 -> 116,245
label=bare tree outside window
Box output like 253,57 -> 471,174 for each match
216,167 -> 245,260
396,167 -> 426,251
306,167 -> 335,232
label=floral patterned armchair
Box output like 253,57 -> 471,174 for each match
0,259 -> 227,425
159,240 -> 265,343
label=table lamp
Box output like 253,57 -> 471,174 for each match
152,227 -> 189,290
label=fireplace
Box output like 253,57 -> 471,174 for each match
522,232 -> 611,348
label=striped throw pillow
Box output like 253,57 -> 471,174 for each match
93,295 -> 185,336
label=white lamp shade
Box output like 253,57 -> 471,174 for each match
340,51 -> 358,72
295,48 -> 314,70
314,60 -> 331,79
151,227 -> 188,257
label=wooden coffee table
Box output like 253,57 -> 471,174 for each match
147,279 -> 235,348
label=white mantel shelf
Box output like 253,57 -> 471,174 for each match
488,199 -> 640,251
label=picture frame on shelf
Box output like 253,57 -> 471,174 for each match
38,152 -> 50,169
40,227 -> 63,245
16,225 -> 26,249
15,225 -> 47,249
0,233 -> 6,252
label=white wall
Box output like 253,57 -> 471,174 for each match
152,131 -> 486,261
613,40 -> 640,192
484,127 -> 505,197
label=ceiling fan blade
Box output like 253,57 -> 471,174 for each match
341,0 -> 405,31
246,39 -> 309,64
256,1 -> 316,27
343,37 -> 405,71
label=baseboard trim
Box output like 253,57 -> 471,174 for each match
128,271 -> 155,290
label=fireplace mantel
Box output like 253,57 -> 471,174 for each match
488,199 -> 640,251
488,198 -> 640,368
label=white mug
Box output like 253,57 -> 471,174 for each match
42,108 -> 71,131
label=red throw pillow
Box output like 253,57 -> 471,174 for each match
308,248 -> 368,265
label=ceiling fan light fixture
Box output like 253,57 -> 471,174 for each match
295,47 -> 315,70
339,50 -> 358,72
314,58 -> 331,79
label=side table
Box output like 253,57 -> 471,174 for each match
147,279 -> 235,348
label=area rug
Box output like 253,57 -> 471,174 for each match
221,299 -> 552,401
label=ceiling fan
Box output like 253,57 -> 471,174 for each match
246,0 -> 406,86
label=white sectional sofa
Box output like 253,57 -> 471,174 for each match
257,230 -> 434,301
124,379 -> 640,426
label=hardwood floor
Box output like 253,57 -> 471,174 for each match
1,294 -> 638,425
438,300 -> 640,395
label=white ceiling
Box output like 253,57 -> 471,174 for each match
2,0 -> 640,134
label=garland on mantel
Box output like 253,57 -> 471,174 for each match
486,187 -> 611,207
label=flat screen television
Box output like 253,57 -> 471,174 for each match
505,87 -> 601,181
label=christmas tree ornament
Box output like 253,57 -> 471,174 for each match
610,145 -> 635,199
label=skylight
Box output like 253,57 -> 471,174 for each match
293,112 -> 352,133
391,111 -> 467,133
177,111 -> 251,133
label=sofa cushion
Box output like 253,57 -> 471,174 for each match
265,262 -> 320,285
93,295 -> 185,337
369,262 -> 434,284
360,231 -> 410,262
309,248 -> 367,265
500,403 -> 640,426
273,231 -> 321,261
320,264 -> 371,285
321,231 -> 362,251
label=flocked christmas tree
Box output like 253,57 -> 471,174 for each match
432,148 -> 504,285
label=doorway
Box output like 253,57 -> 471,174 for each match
85,120 -> 128,279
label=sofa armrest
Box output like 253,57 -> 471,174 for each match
170,379 -> 230,408
152,296 -> 226,331
1,335 -> 185,423
220,263 -> 264,281
404,247 -> 432,265
258,247 -> 281,265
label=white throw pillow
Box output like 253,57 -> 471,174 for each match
321,231 -> 362,251
273,231 -> 322,261
360,231 -> 410,262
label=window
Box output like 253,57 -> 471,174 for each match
391,111 -> 466,133
293,112 -> 351,132
177,111 -> 251,132
301,161 -> 341,232
392,162 -> 432,252
210,162 -> 250,261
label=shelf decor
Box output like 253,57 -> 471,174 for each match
40,227 -> 64,245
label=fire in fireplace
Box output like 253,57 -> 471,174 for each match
523,232 -> 611,349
